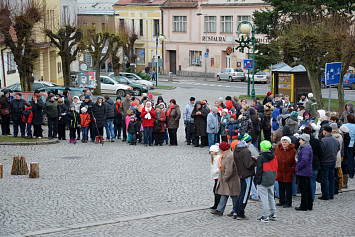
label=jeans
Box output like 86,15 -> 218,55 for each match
274,181 -> 279,198
130,133 -> 137,142
278,182 -> 292,206
250,178 -> 259,200
25,123 -> 32,136
349,147 -> 354,178
13,120 -> 25,137
207,133 -> 218,148
235,178 -> 252,217
47,117 -> 58,138
105,119 -> 115,140
216,195 -> 238,214
310,169 -> 318,200
69,128 -> 76,139
1,116 -> 10,135
143,126 -> 153,145
185,122 -> 194,144
82,127 -> 89,140
292,175 -> 298,196
298,176 -> 313,210
321,163 -> 336,199
114,124 -> 122,139
258,185 -> 276,218
165,129 -> 169,144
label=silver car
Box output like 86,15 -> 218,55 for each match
247,71 -> 269,84
217,68 -> 246,82
108,72 -> 155,90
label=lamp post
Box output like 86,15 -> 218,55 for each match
155,34 -> 166,87
197,13 -> 208,81
235,21 -> 256,99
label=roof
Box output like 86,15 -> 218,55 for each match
0,26 -> 18,44
161,0 -> 198,8
200,2 -> 270,7
78,2 -> 115,15
272,63 -> 306,73
114,0 -> 167,6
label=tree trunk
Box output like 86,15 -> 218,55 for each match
11,156 -> 29,175
62,59 -> 72,86
93,64 -> 101,95
306,66 -> 324,109
338,76 -> 345,115
29,162 -> 39,178
0,163 -> 3,178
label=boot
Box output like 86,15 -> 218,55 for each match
69,138 -> 73,143
129,141 -> 134,145
134,142 -> 137,145
73,138 -> 77,144
95,136 -> 100,144
343,174 -> 349,188
99,136 -> 104,143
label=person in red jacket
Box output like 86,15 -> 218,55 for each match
141,101 -> 157,146
153,104 -> 166,146
275,136 -> 297,208
22,102 -> 33,139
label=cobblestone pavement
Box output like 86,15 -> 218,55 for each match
0,87 -> 354,236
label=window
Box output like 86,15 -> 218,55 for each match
132,19 -> 135,33
63,5 -> 68,23
221,16 -> 233,33
205,16 -> 216,33
189,51 -> 202,66
238,16 -> 251,25
100,77 -> 113,84
46,10 -> 55,31
173,16 -> 187,32
139,19 -> 143,36
136,49 -> 145,64
119,19 -> 125,29
6,53 -> 16,74
153,19 -> 159,36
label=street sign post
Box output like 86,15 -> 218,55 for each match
204,52 -> 209,58
243,59 -> 253,70
325,62 -> 342,111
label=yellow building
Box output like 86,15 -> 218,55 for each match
113,0 -> 166,72
32,0 -> 64,85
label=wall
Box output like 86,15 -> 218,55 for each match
60,0 -> 79,26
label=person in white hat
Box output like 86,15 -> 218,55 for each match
210,144 -> 221,209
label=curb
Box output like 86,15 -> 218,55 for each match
0,139 -> 59,146
155,86 -> 176,90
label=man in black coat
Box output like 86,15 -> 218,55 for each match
104,95 -> 115,141
30,91 -> 44,138
0,89 -> 13,135
9,93 -> 26,137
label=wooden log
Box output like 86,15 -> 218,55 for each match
0,163 -> 2,178
29,162 -> 39,178
11,156 -> 29,175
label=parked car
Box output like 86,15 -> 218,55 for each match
217,68 -> 246,82
247,71 -> 268,84
321,72 -> 355,89
108,72 -> 155,90
100,76 -> 134,97
38,87 -> 87,98
110,76 -> 148,96
1,81 -> 57,92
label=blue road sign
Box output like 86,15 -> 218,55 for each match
140,50 -> 145,56
243,59 -> 253,70
204,52 -> 209,58
325,62 -> 342,86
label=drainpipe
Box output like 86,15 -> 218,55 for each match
1,47 -> 7,88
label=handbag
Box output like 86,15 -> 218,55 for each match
153,120 -> 162,131
1,108 -> 9,116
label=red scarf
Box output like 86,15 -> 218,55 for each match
116,102 -> 121,114
167,105 -> 174,117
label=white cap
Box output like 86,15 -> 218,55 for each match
222,109 -> 228,114
308,93 -> 313,98
209,145 -> 219,153
281,136 -> 291,144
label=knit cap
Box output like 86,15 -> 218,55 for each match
299,134 -> 310,142
81,107 -> 87,113
219,142 -> 230,151
231,140 -> 239,151
291,111 -> 298,118
209,145 -> 219,153
260,140 -> 272,151
281,136 -> 291,144
241,133 -> 252,142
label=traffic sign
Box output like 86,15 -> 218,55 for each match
243,59 -> 253,70
204,52 -> 209,58
325,62 -> 342,86
140,50 -> 145,56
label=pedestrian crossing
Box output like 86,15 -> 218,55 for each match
169,81 -> 241,88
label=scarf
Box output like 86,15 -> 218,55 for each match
144,106 -> 152,120
116,102 -> 121,113
295,141 -> 310,161
167,105 -> 175,117
218,150 -> 229,171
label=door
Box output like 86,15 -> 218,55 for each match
100,77 -> 115,94
169,50 -> 176,74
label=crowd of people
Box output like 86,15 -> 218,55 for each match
0,87 -> 355,221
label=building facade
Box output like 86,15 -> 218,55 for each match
60,0 -> 79,26
161,0 -> 270,77
113,0 -> 166,72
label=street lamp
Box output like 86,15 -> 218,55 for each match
235,21 -> 256,99
197,13 -> 208,81
155,34 -> 166,87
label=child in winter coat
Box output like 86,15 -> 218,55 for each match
220,109 -> 230,142
67,104 -> 81,143
226,114 -> 239,143
237,111 -> 253,137
125,109 -> 134,142
210,145 -> 221,209
72,96 -> 82,140
80,107 -> 91,143
128,115 -> 140,145
22,102 -> 33,138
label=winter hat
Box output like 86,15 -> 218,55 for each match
329,123 -> 338,130
303,111 -> 310,117
241,133 -> 252,142
25,101 -> 31,107
148,93 -> 153,99
131,114 -> 136,119
212,107 -> 219,113
34,89 -> 40,94
225,100 -> 233,110
190,97 -> 195,101
308,93 -> 313,98
301,92 -> 307,97
281,136 -> 291,144
225,96 -> 232,100
299,133 -> 310,142
339,125 -> 349,134
230,114 -> 236,119
70,104 -> 75,108
73,96 -> 79,101
85,95 -> 90,99
323,126 -> 332,133
142,93 -> 148,98
222,109 -> 228,114
219,142 -> 231,151
58,98 -> 64,102
291,111 -> 298,118
116,96 -> 121,100
267,91 -> 272,96
218,97 -> 224,102
276,101 -> 283,108
201,100 -> 206,105
260,140 -> 272,151
81,107 -> 87,113
209,145 -> 219,153
231,140 -> 239,151
48,94 -> 55,99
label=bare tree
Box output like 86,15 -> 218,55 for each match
0,0 -> 43,91
120,26 -> 138,66
111,30 -> 128,76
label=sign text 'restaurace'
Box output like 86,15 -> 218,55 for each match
202,36 -> 226,42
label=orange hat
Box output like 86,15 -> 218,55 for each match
201,101 -> 206,105
231,140 -> 239,151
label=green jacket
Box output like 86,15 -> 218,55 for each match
44,100 -> 59,118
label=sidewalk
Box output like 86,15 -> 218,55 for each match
158,75 -> 217,82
